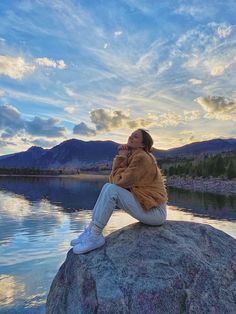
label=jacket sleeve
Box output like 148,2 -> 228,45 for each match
110,154 -> 147,188
109,155 -> 128,183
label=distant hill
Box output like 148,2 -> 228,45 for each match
0,138 -> 235,170
154,138 -> 236,158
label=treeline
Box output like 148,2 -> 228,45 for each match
159,150 -> 236,180
0,168 -> 80,175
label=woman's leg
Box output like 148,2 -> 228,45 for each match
91,183 -> 167,230
72,183 -> 166,254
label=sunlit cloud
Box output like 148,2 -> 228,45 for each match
0,55 -> 35,80
189,79 -> 202,85
73,108 -> 152,136
217,25 -> 232,38
31,138 -> 58,148
35,57 -> 66,69
64,106 -> 76,113
196,96 -> 236,121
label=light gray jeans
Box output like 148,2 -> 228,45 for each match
92,183 -> 167,229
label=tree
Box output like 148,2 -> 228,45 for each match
213,155 -> 225,177
226,161 -> 236,179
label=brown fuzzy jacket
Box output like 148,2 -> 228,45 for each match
109,148 -> 168,211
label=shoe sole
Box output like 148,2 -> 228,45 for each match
73,239 -> 105,254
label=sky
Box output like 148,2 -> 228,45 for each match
0,0 -> 236,155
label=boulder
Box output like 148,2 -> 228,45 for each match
46,221 -> 236,314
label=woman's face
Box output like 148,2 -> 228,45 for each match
127,129 -> 144,149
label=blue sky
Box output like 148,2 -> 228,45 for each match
0,0 -> 236,155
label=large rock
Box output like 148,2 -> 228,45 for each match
46,221 -> 236,314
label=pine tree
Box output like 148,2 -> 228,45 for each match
227,161 -> 236,179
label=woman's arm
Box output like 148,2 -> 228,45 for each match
110,153 -> 147,188
109,155 -> 128,183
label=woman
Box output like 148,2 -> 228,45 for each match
71,129 -> 168,254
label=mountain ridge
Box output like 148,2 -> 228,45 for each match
0,137 -> 235,170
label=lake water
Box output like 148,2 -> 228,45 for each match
0,176 -> 236,314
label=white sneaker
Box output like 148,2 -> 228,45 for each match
70,225 -> 91,246
73,233 -> 105,254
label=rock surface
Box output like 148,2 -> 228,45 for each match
46,221 -> 236,314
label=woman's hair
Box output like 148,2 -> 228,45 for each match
139,129 -> 153,153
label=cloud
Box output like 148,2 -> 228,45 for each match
0,104 -> 24,137
183,110 -> 201,121
189,79 -> 202,85
196,96 -> 236,120
0,55 -> 35,80
156,61 -> 172,76
178,23 -> 236,77
64,106 -> 76,113
0,139 -> 15,147
0,104 -> 67,140
0,89 -> 6,96
148,110 -> 200,127
73,122 -> 96,136
31,138 -> 58,148
25,117 -> 67,137
90,109 -> 129,131
210,64 -> 230,76
217,25 -> 232,38
175,5 -> 203,18
35,57 -> 66,69
73,108 -> 152,136
114,31 -> 123,37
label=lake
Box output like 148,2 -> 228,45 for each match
0,176 -> 236,314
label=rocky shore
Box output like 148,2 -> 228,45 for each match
167,176 -> 236,196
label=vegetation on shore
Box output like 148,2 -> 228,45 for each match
159,149 -> 236,180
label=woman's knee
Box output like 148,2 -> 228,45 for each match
101,183 -> 117,195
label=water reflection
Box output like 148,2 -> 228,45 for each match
0,176 -> 235,220
168,186 -> 236,220
0,176 -> 107,212
0,176 -> 236,313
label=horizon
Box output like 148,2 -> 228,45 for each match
0,1 -> 236,155
1,135 -> 236,158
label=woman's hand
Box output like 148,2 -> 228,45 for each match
118,144 -> 130,157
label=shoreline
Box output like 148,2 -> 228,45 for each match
0,173 -> 109,180
0,173 -> 235,195
167,175 -> 236,196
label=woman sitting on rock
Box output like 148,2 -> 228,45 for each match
71,129 -> 168,254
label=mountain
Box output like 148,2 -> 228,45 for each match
154,138 -> 236,158
0,139 -> 118,170
0,138 -> 235,170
